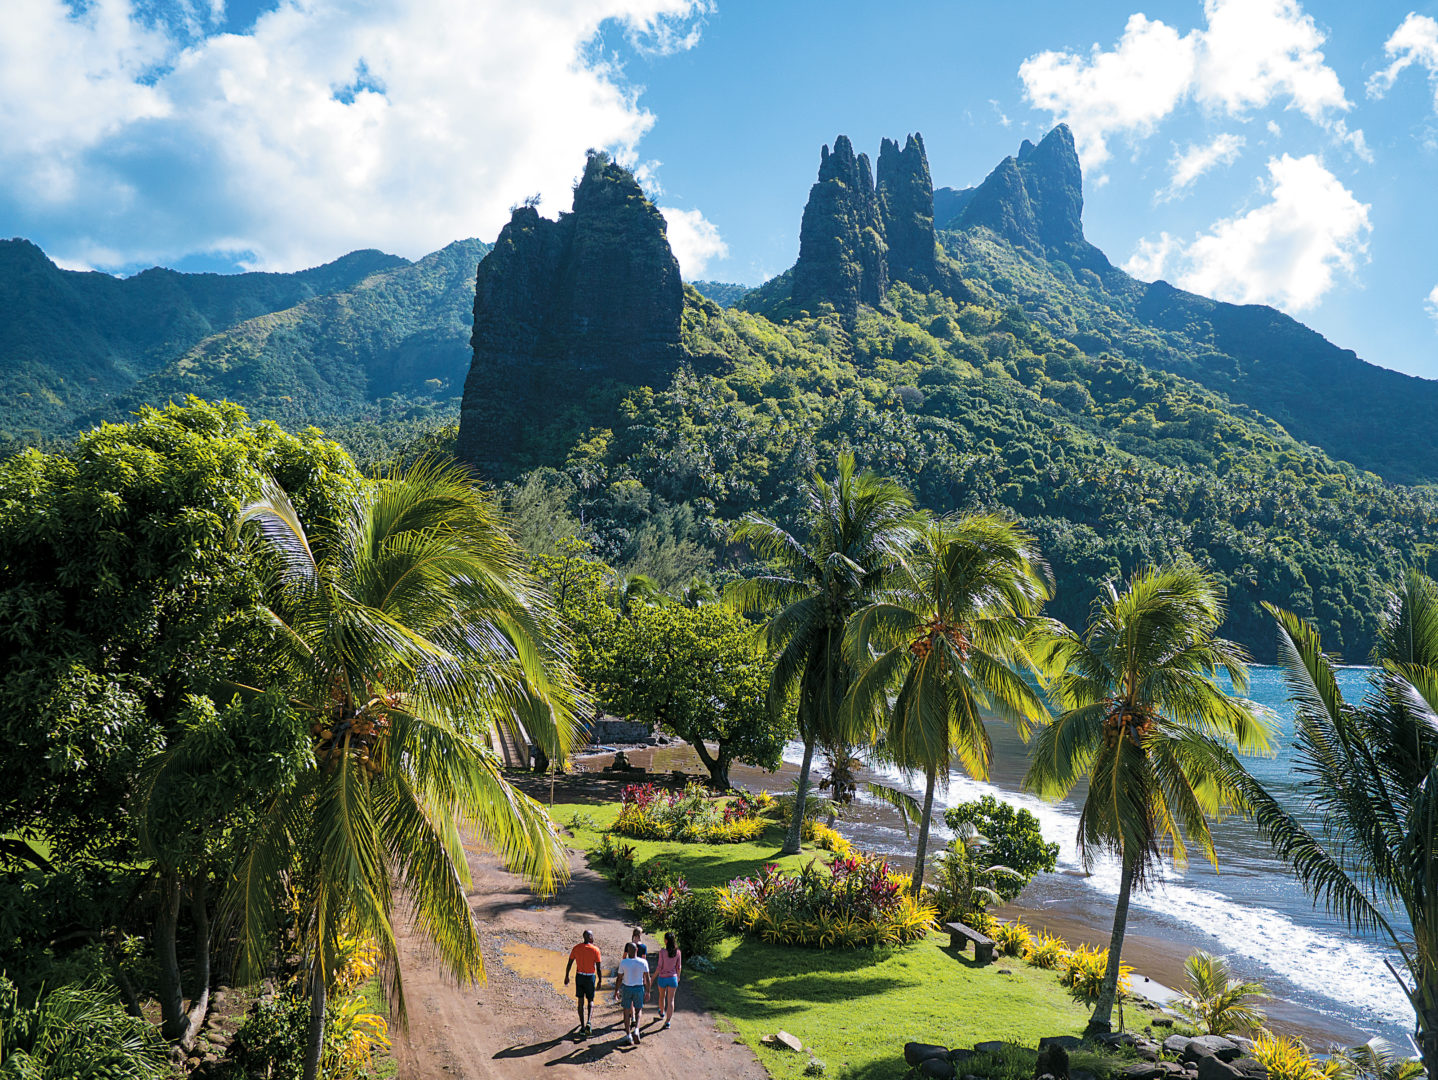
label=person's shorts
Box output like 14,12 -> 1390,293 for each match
656,975 -> 679,988
621,984 -> 645,1010
574,973 -> 596,1001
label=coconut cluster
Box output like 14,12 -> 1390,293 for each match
908,620 -> 971,661
311,700 -> 391,776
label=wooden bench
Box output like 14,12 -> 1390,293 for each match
944,921 -> 995,963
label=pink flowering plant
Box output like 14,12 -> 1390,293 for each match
613,781 -> 765,843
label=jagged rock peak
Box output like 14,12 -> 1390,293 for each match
457,150 -> 683,474
952,123 -> 1106,271
877,133 -> 940,290
793,135 -> 888,316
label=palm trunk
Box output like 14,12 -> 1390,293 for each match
301,969 -> 328,1080
782,736 -> 816,855
156,871 -> 187,1042
911,763 -> 938,895
1087,852 -> 1137,1034
180,875 -> 211,1048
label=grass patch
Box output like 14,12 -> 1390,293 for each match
554,801 -> 830,891
556,800 -> 1093,1080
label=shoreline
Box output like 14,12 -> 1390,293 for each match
570,742 -> 1377,1049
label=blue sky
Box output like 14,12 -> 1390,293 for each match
4,1 -> 1437,378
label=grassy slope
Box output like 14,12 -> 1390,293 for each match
552,801 -> 1091,1080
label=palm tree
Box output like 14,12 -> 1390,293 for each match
1207,572 -> 1438,1079
226,460 -> 579,1080
844,515 -> 1051,893
1175,951 -> 1268,1035
1025,564 -> 1273,1034
728,453 -> 922,855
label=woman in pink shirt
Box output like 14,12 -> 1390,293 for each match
653,931 -> 682,1029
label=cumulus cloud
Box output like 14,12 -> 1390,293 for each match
1425,283 -> 1438,325
1019,0 -> 1363,171
1368,13 -> 1438,107
1019,13 -> 1196,168
0,0 -> 709,272
659,206 -> 728,278
1125,154 -> 1370,312
1161,133 -> 1246,199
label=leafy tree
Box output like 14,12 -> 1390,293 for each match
598,601 -> 789,787
1208,573 -> 1438,1079
728,453 -> 923,854
942,795 -> 1059,903
1024,564 -> 1273,1034
137,691 -> 309,1045
530,540 -> 618,693
0,400 -> 357,867
844,516 -> 1052,892
227,460 -> 579,1080
1175,951 -> 1269,1036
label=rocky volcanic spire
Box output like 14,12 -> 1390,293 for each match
792,135 -> 889,316
877,133 -> 940,290
948,124 -> 1109,272
458,152 -> 683,475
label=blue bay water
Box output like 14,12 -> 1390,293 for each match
778,665 -> 1412,1046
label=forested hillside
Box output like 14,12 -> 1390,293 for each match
104,239 -> 490,432
0,240 -> 405,440
450,138 -> 1438,661
0,238 -> 488,448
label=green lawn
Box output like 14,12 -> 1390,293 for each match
552,801 -> 1093,1080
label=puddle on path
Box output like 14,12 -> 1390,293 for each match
499,941 -> 571,996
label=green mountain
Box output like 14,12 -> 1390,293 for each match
934,126 -> 1438,485
104,238 -> 491,431
0,240 -> 405,438
455,132 -> 1437,661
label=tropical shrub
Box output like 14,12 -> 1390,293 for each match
234,993 -> 390,1080
670,889 -> 726,958
619,856 -> 682,897
594,832 -> 636,875
1060,944 -> 1130,1004
717,855 -> 937,948
0,977 -> 169,1080
1175,951 -> 1268,1035
993,920 -> 1033,957
942,796 -> 1059,903
925,829 -> 1018,930
1024,930 -> 1068,969
801,819 -> 855,858
613,782 -> 765,843
635,881 -> 691,926
1250,1034 -> 1349,1080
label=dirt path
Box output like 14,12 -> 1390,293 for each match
390,830 -> 768,1080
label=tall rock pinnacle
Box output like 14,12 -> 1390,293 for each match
877,133 -> 940,290
945,124 -> 1110,272
457,152 -> 683,475
792,136 -> 889,316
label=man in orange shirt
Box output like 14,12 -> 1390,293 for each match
563,929 -> 602,1036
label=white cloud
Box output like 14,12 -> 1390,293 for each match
0,0 -> 709,272
1425,283 -> 1438,325
1161,133 -> 1246,199
1018,13 -> 1197,168
1368,13 -> 1438,107
659,206 -> 728,278
1019,0 -> 1363,171
1127,154 -> 1370,312
1124,231 -> 1181,280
